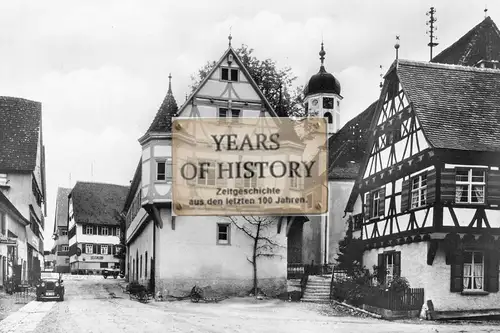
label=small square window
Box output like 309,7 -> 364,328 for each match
230,69 -> 238,81
85,226 -> 93,234
221,68 -> 238,82
217,224 -> 230,245
219,108 -> 228,118
221,68 -> 229,81
157,162 -> 166,181
61,245 -> 69,252
61,229 -> 68,236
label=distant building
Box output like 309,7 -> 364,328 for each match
0,191 -> 29,286
51,187 -> 71,272
67,182 -> 128,274
0,97 -> 47,283
43,250 -> 55,271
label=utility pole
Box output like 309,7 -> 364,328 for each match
426,7 -> 439,61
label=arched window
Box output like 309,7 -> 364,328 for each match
324,112 -> 333,124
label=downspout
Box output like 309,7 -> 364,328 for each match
324,214 -> 328,265
152,217 -> 156,294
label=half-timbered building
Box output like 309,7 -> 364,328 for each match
345,16 -> 500,318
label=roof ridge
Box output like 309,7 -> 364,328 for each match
74,180 -> 129,188
399,58 -> 500,74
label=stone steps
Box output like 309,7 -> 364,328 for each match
300,276 -> 331,303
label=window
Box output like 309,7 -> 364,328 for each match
323,97 -> 334,109
377,251 -> 401,285
197,160 -> 216,186
371,190 -> 380,218
101,227 -> 109,236
221,68 -> 238,82
0,212 -> 5,235
456,169 -> 485,203
85,225 -> 93,234
0,173 -> 8,186
61,229 -> 68,236
61,245 -> 69,252
217,224 -> 230,245
157,161 -> 166,181
323,112 -> 333,124
101,245 -> 108,255
100,262 -> 108,268
65,258 -> 70,264
244,167 -> 257,188
463,251 -> 484,291
411,173 -> 427,208
86,244 -> 93,254
218,108 -> 241,122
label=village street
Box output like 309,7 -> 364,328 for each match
0,277 -> 498,333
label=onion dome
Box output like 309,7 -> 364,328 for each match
304,43 -> 341,97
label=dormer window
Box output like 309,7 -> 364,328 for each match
221,68 -> 238,82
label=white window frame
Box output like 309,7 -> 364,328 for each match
86,244 -> 93,254
101,227 -> 109,236
411,173 -> 427,209
0,173 -> 8,186
156,160 -> 166,181
463,250 -> 484,291
217,223 -> 231,245
371,190 -> 380,218
101,245 -> 108,255
455,169 -> 486,204
197,160 -> 216,187
85,225 -> 93,234
61,245 -> 69,252
385,252 -> 395,285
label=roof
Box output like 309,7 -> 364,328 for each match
0,97 -> 42,172
397,59 -> 500,152
53,187 -> 71,232
0,190 -> 30,226
177,46 -> 278,118
145,76 -> 178,135
123,160 -> 142,216
70,182 -> 129,226
327,101 -> 377,180
432,16 -> 500,66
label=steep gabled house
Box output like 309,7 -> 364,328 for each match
0,96 -> 46,283
67,182 -> 129,274
51,187 -> 71,273
125,41 -> 300,298
344,16 -> 500,318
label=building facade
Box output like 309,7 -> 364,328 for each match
125,42 -> 294,297
51,187 -> 71,272
68,182 -> 128,274
0,191 -> 29,286
344,16 -> 500,318
0,96 -> 46,284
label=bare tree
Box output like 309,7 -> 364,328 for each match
225,215 -> 284,296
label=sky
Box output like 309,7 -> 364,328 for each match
0,0 -> 497,250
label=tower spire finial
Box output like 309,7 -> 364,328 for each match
228,26 -> 232,47
168,73 -> 172,93
426,6 -> 439,61
319,42 -> 326,67
395,35 -> 400,60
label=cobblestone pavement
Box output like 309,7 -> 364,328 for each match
1,278 -> 500,332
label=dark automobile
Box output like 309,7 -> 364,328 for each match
36,272 -> 65,301
102,268 -> 120,279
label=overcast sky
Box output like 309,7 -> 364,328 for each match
0,1 -> 496,249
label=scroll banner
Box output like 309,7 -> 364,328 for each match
171,117 -> 328,216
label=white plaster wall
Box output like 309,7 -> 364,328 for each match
328,180 -> 355,263
127,220 -> 154,285
156,210 -> 287,296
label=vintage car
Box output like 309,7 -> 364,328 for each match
102,268 -> 120,279
36,272 -> 65,301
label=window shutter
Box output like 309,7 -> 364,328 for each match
394,251 -> 401,277
82,244 -> 86,254
93,226 -> 97,234
487,169 -> 500,207
82,225 -> 87,234
401,178 -> 410,212
441,167 -> 456,204
112,245 -> 116,255
112,227 -> 116,236
486,251 -> 500,292
450,252 -> 463,292
378,187 -> 386,217
364,192 -> 371,220
426,169 -> 437,204
377,253 -> 385,284
98,226 -> 102,235
93,244 -> 97,254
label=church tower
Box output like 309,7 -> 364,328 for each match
303,43 -> 342,138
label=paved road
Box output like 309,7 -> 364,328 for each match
1,277 -> 500,333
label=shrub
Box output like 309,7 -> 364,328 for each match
127,281 -> 147,295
